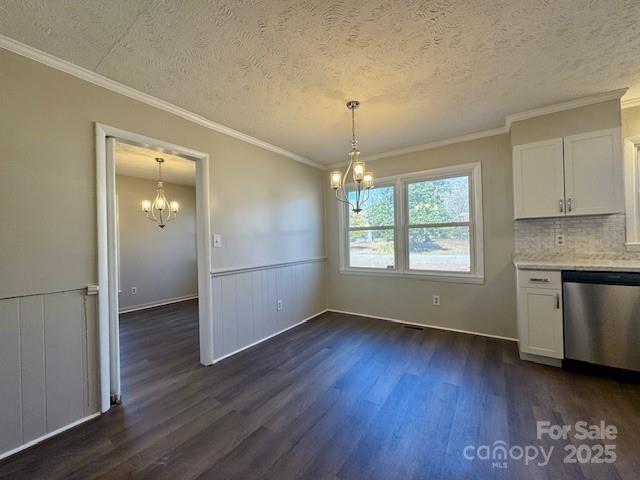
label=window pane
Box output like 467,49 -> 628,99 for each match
348,185 -> 395,227
408,226 -> 470,272
349,229 -> 395,269
408,176 -> 469,225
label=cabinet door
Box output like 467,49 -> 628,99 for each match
513,138 -> 565,219
517,287 -> 564,359
563,128 -> 623,216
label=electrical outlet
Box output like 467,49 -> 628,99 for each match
131,287 -> 137,295
432,295 -> 440,306
555,234 -> 565,247
277,299 -> 283,311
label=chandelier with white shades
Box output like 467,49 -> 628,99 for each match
141,157 -> 179,228
329,100 -> 374,214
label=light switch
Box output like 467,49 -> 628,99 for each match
213,234 -> 222,248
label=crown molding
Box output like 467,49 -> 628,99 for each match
325,126 -> 508,169
0,35 -> 321,169
326,88 -> 627,169
505,88 -> 628,129
621,96 -> 640,110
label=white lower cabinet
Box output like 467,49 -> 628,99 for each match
516,270 -> 564,361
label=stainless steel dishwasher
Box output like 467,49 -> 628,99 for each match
563,271 -> 640,373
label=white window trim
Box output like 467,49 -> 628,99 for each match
338,162 -> 484,284
624,136 -> 640,251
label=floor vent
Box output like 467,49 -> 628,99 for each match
403,325 -> 424,331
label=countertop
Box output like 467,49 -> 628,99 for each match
513,257 -> 640,272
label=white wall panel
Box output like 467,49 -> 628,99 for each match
212,259 -> 327,361
0,298 -> 21,453
0,289 -> 96,458
19,295 -> 46,442
44,291 -> 86,432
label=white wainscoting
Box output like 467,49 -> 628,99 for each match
211,257 -> 327,361
0,289 -> 99,459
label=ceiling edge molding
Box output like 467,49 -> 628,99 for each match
326,88 -> 628,169
505,88 -> 628,129
621,96 -> 640,109
0,34 -> 322,169
325,126 -> 508,169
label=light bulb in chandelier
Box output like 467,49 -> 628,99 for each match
363,172 -> 374,189
141,200 -> 151,212
352,160 -> 365,182
330,171 -> 342,189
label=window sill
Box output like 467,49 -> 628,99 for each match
339,268 -> 484,284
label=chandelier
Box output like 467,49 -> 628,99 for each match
329,100 -> 374,213
141,157 -> 179,228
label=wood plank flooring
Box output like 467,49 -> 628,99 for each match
1,299 -> 640,479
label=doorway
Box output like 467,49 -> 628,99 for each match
95,124 -> 213,412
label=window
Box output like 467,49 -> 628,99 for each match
339,162 -> 484,283
407,176 -> 471,272
347,185 -> 396,269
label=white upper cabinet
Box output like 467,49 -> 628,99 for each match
513,128 -> 623,219
563,128 -> 623,216
513,138 -> 565,219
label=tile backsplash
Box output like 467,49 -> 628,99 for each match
514,214 -> 639,259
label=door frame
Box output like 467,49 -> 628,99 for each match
95,123 -> 213,413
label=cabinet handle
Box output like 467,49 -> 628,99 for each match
529,278 -> 550,283
559,199 -> 564,213
567,198 -> 572,212
555,293 -> 560,309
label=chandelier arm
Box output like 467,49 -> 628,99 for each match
335,187 -> 355,211
342,156 -> 353,189
147,200 -> 158,222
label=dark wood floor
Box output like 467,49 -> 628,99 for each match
2,300 -> 640,479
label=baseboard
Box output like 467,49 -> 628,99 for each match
0,412 -> 100,461
212,309 -> 329,363
520,351 -> 562,367
118,294 -> 198,314
327,309 -> 518,342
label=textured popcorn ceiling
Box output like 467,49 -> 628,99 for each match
116,142 -> 195,186
2,1 -> 640,164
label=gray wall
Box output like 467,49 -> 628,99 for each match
510,99 -> 621,146
117,175 -> 197,311
0,48 -> 325,300
622,103 -> 640,138
325,134 -> 517,339
0,48 -> 326,457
